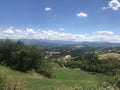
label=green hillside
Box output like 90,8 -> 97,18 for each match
0,65 -> 115,90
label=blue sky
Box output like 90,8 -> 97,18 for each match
0,0 -> 120,42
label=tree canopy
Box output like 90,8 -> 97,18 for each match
0,39 -> 52,77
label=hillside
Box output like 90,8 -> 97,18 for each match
99,53 -> 120,60
0,65 -> 114,90
1,40 -> 120,90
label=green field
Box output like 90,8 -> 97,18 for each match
0,66 -> 113,90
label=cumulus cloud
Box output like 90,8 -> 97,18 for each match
76,12 -> 88,18
96,31 -> 114,35
26,28 -> 36,35
109,0 -> 120,10
45,7 -> 51,11
103,0 -> 120,11
0,27 -> 120,43
3,27 -> 14,34
90,31 -> 116,42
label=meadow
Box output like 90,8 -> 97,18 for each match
0,65 -> 115,90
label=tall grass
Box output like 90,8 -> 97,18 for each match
0,66 -> 25,90
0,71 -> 25,90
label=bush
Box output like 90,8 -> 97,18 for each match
64,61 -> 80,68
37,60 -> 53,78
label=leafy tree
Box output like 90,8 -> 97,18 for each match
0,40 -> 24,66
0,39 -> 53,77
11,45 -> 44,72
79,52 -> 120,75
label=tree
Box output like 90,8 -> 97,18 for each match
0,39 -> 53,77
11,45 -> 44,72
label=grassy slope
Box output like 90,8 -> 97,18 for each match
99,53 -> 120,60
0,66 -> 112,90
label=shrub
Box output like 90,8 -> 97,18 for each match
37,60 -> 53,78
64,61 -> 80,68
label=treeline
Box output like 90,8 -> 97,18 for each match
0,39 -> 52,78
65,52 -> 120,75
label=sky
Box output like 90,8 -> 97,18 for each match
0,0 -> 120,42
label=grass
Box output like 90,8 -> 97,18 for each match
99,53 -> 120,60
0,65 -> 114,90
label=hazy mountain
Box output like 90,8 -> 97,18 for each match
1,39 -> 120,48
19,39 -> 120,48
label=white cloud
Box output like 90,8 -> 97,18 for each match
102,7 -> 110,10
1,27 -> 120,43
109,0 -> 120,10
76,12 -> 88,18
26,28 -> 36,35
60,28 -> 64,31
45,7 -> 51,11
96,31 -> 114,35
103,0 -> 120,11
3,27 -> 14,34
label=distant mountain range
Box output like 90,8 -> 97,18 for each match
19,39 -> 120,48
1,39 -> 120,48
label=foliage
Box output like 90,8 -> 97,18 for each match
79,52 -> 120,75
49,57 -> 66,68
0,39 -> 53,77
36,60 -> 53,78
11,45 -> 44,72
64,61 -> 81,68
